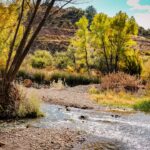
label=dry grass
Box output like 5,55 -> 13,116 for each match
101,72 -> 141,92
17,85 -> 44,118
91,91 -> 150,108
89,87 -> 150,109
50,79 -> 67,89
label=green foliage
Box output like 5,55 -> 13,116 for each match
30,50 -> 53,69
68,16 -> 91,73
17,68 -> 100,87
54,52 -> 71,69
123,50 -> 143,75
68,11 -> 141,75
142,57 -> 150,81
85,5 -> 97,24
33,72 -> 45,84
17,69 -> 32,80
90,13 -> 111,72
134,100 -> 150,112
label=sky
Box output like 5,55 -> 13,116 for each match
70,0 -> 150,29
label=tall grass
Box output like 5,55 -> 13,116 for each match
50,72 -> 100,86
17,69 -> 100,87
17,86 -> 44,118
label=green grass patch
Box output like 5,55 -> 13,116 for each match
89,87 -> 150,112
133,100 -> 150,112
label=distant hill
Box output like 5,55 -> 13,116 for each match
31,6 -> 150,53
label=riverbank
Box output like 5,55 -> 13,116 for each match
24,85 -> 135,113
1,85 -> 150,150
25,85 -> 100,109
0,103 -> 150,150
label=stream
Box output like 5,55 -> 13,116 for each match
0,103 -> 150,150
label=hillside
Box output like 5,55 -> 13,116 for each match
133,36 -> 150,51
31,7 -> 83,53
31,7 -> 150,53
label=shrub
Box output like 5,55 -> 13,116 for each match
101,72 -> 142,92
123,51 -> 143,75
16,69 -> 100,87
50,72 -> 100,87
32,72 -> 45,84
30,50 -> 53,69
133,100 -> 150,112
142,59 -> 150,81
17,86 -> 44,118
17,69 -> 49,85
17,69 -> 31,79
54,52 -> 71,69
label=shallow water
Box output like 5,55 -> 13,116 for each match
0,103 -> 150,150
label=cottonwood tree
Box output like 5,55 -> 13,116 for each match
69,16 -> 90,74
0,0 -> 78,118
110,12 -> 138,72
90,11 -> 139,73
90,13 -> 111,73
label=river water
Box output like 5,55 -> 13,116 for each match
0,103 -> 150,150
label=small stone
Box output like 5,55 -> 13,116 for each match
115,115 -> 121,118
65,106 -> 70,111
79,115 -> 87,120
0,142 -> 5,147
111,114 -> 121,118
23,79 -> 32,88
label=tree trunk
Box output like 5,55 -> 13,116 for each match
102,38 -> 110,73
115,51 -> 119,72
0,82 -> 20,119
85,47 -> 90,75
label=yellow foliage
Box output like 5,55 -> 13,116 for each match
0,3 -> 25,70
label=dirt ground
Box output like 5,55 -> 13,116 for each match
0,127 -> 124,150
0,127 -> 87,150
25,85 -> 101,109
